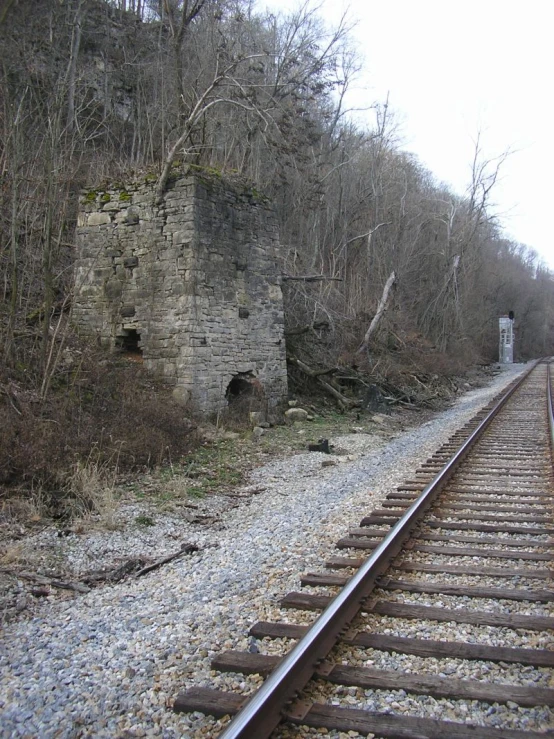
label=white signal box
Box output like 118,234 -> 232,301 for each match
499,316 -> 514,363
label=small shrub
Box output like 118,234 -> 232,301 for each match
135,514 -> 155,526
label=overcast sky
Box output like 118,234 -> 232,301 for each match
259,0 -> 554,269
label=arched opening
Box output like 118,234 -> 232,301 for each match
222,372 -> 265,428
226,375 -> 254,401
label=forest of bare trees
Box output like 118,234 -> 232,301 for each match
1,0 -> 553,490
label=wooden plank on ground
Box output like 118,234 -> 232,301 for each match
394,562 -> 553,579
358,516 -> 397,526
287,703 -> 548,739
426,520 -> 554,535
412,544 -> 554,561
448,469 -> 544,479
336,537 -> 380,550
347,632 -> 554,666
419,532 -> 552,547
324,558 -> 554,579
249,623 -> 554,667
348,528 -> 389,538
427,464 -> 546,472
372,600 -> 554,631
280,591 -> 331,611
439,503 -> 550,514
173,687 -> 243,717
464,453 -> 542,460
212,651 -> 280,675
454,478 -> 543,488
326,556 -> 365,569
432,512 -> 551,523
456,463 -> 544,471
317,662 -> 554,707
379,577 -> 554,602
210,651 -> 554,708
476,443 -> 541,449
455,470 -> 548,488
447,487 -> 554,498
173,690 -> 551,736
301,573 -> 349,587
249,621 -> 309,640
441,494 -> 552,504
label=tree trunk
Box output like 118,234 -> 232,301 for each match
66,0 -> 85,133
357,270 -> 396,354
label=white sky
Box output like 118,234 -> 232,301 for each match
259,0 -> 554,269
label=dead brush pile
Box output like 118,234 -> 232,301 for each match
286,316 -> 486,412
0,342 -> 197,518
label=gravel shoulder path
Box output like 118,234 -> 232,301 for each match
0,363 -> 533,738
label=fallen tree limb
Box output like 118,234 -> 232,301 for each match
285,321 -> 330,338
282,274 -> 343,283
288,356 -> 360,410
5,544 -> 200,594
14,570 -> 91,593
288,356 -> 336,378
135,543 -> 199,578
288,354 -> 329,380
284,326 -> 310,337
50,579 -> 91,593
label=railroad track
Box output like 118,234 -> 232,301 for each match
176,362 -> 554,738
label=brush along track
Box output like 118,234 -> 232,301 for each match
175,362 -> 554,738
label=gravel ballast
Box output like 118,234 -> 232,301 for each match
3,363 -> 548,739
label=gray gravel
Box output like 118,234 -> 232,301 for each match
2,363 -> 545,738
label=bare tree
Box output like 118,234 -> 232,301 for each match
357,270 -> 396,354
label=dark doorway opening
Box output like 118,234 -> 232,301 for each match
115,328 -> 142,357
226,374 -> 254,401
223,372 -> 266,427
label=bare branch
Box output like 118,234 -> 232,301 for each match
282,274 -> 343,283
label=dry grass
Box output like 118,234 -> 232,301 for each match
0,542 -> 25,566
0,483 -> 47,527
64,454 -> 120,530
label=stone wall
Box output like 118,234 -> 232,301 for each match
74,172 -> 288,416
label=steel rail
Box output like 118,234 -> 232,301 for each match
219,364 -> 536,739
548,362 -> 554,457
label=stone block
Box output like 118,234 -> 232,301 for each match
123,212 -> 140,226
103,200 -> 122,211
87,212 -> 112,226
189,336 -> 208,347
104,279 -> 123,300
172,386 -> 191,406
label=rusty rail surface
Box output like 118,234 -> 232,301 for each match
546,362 -> 554,458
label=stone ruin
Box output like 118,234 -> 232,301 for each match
73,171 -> 288,417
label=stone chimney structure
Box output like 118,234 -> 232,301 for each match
74,171 -> 288,416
